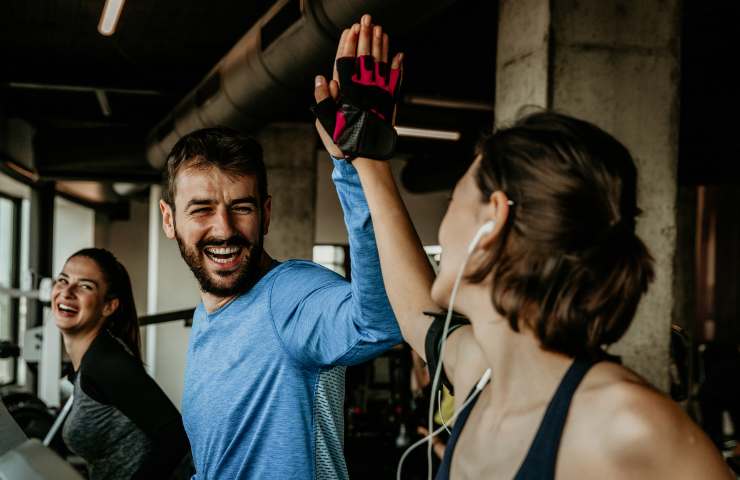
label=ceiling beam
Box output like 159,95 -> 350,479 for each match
4,82 -> 165,96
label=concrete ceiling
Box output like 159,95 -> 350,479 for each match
1,0 -> 495,132
1,0 -> 737,204
0,0 -> 497,204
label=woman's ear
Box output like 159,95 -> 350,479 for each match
477,191 -> 511,250
102,297 -> 120,319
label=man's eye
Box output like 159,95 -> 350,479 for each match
55,278 -> 68,285
81,284 -> 93,291
191,208 -> 210,215
233,206 -> 254,213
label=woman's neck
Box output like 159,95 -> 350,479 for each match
462,287 -> 574,412
62,327 -> 103,371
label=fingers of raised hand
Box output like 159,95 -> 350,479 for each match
329,80 -> 339,100
333,29 -> 350,81
313,76 -> 331,103
341,23 -> 360,58
357,14 -> 372,56
382,33 -> 389,63
372,25 -> 383,61
391,52 -> 403,70
335,29 -> 349,60
389,52 -> 404,96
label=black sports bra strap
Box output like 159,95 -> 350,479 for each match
514,357 -> 595,479
436,358 -> 595,480
436,385 -> 482,480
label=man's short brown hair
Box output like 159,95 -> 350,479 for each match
163,127 -> 267,208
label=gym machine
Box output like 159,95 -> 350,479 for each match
0,396 -> 81,480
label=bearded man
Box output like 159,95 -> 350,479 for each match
159,126 -> 400,479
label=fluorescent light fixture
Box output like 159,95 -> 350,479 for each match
98,0 -> 126,36
395,126 -> 461,141
404,95 -> 492,112
95,89 -> 112,117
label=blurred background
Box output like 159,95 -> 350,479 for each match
1,0 -> 739,477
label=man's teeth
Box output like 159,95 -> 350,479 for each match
213,258 -> 232,264
204,246 -> 241,264
58,303 -> 78,313
205,247 -> 240,255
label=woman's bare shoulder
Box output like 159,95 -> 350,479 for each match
568,362 -> 732,479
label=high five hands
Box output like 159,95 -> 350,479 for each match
313,14 -> 404,161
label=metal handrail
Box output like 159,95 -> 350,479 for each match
138,308 -> 195,327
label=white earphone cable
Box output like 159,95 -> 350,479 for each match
395,220 -> 496,480
396,368 -> 491,480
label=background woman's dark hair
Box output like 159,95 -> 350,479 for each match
70,248 -> 142,360
469,111 -> 655,359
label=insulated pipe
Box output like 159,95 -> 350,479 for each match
146,0 -> 458,169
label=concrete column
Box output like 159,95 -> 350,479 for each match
496,0 -> 681,391
495,0 -> 551,122
256,123 -> 318,261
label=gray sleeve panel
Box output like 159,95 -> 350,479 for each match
313,366 -> 349,480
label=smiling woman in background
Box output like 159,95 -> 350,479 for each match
53,248 -> 190,480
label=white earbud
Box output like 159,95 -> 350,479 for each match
466,220 -> 496,254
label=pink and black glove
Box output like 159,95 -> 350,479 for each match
312,54 -> 402,160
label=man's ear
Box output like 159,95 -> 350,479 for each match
262,195 -> 272,236
477,191 -> 511,251
102,297 -> 119,319
160,200 -> 176,240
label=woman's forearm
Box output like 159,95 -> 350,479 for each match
353,158 -> 438,358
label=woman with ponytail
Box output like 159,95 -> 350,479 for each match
313,28 -> 731,476
52,248 -> 190,479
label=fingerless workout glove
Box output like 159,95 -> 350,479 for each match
312,55 -> 401,160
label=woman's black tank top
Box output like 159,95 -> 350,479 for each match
436,358 -> 595,479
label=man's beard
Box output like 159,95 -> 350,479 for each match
174,225 -> 264,297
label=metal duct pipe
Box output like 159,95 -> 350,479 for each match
146,0 -> 458,169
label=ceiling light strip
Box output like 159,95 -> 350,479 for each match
404,95 -> 492,112
98,0 -> 126,36
395,126 -> 461,141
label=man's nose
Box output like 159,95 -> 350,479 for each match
210,206 -> 236,239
